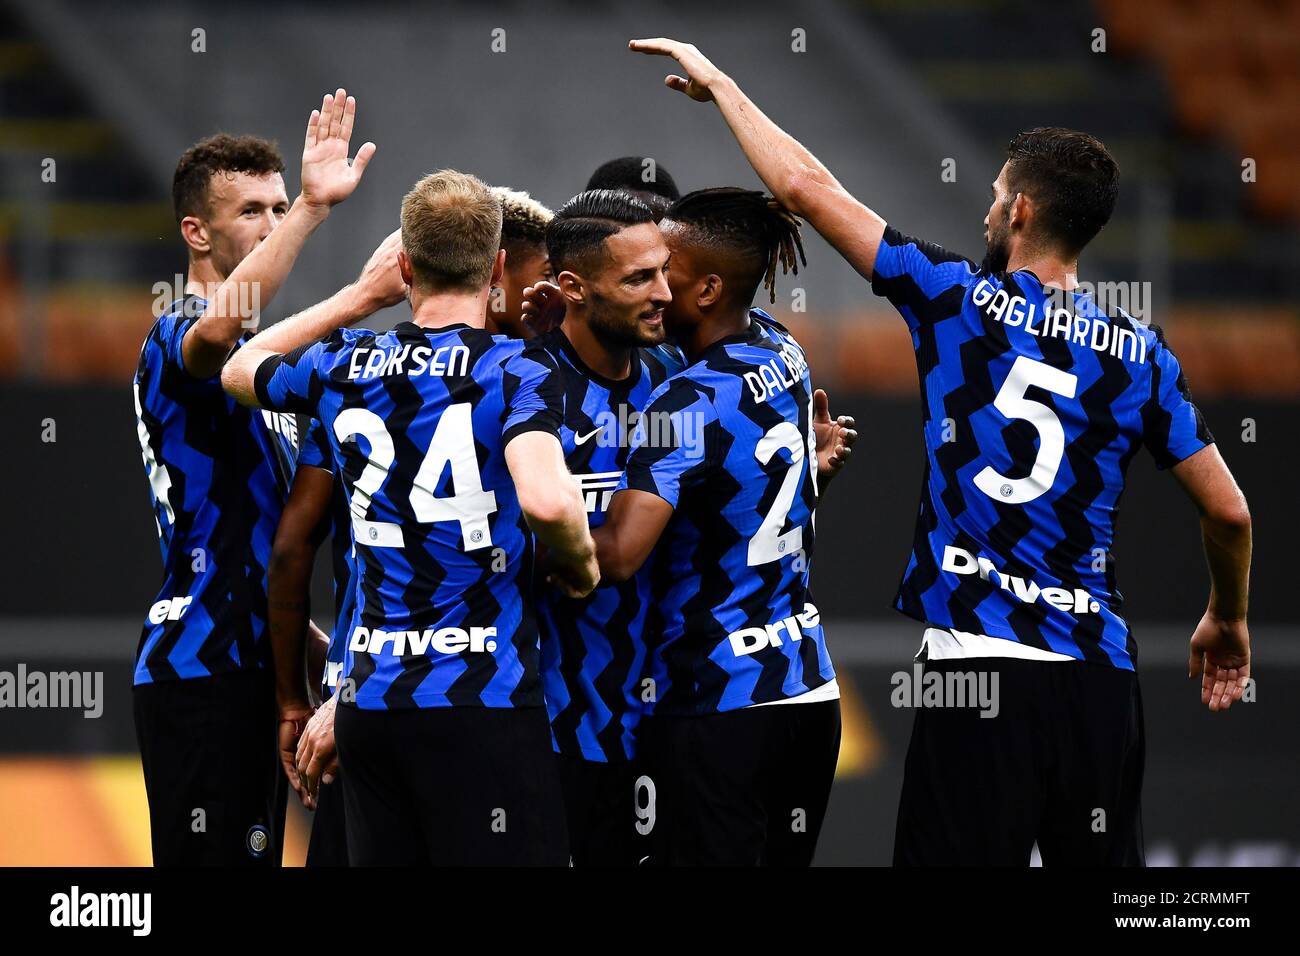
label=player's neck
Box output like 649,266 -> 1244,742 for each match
680,308 -> 750,360
409,288 -> 489,331
184,257 -> 224,299
1008,250 -> 1080,290
563,315 -> 634,381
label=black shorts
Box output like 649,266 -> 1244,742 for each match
335,704 -> 568,866
893,657 -> 1145,867
636,699 -> 841,866
306,774 -> 348,867
132,668 -> 286,866
555,752 -> 640,867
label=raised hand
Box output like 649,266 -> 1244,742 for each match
1188,611 -> 1251,712
301,88 -> 377,210
628,38 -> 723,102
813,388 -> 858,483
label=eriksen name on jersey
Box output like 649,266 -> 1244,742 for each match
346,343 -> 471,381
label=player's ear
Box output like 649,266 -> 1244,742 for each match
1009,192 -> 1031,232
490,248 -> 506,288
179,216 -> 211,256
397,249 -> 415,286
557,270 -> 585,305
697,273 -> 723,309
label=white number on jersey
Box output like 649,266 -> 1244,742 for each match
334,403 -> 497,551
973,355 -> 1078,505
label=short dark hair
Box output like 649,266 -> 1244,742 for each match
586,157 -> 680,201
546,189 -> 656,276
663,187 -> 806,304
172,133 -> 285,223
1004,127 -> 1119,255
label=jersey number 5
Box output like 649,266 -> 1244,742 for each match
973,355 -> 1078,505
334,403 -> 497,551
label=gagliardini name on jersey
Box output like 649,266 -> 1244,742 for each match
942,545 -> 1102,614
346,343 -> 472,381
972,278 -> 1149,366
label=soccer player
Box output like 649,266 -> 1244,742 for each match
630,39 -> 1254,866
529,189 -> 678,865
586,156 -> 681,220
268,229 -> 407,866
132,89 -> 375,866
590,187 -> 841,866
485,187 -> 554,338
221,169 -> 598,866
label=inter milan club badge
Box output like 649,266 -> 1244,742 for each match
246,825 -> 270,859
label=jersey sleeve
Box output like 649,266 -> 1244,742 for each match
1141,326 -> 1214,469
253,330 -> 350,417
870,224 -> 979,331
617,376 -> 719,509
154,297 -> 211,380
297,417 -> 334,473
501,340 -> 564,445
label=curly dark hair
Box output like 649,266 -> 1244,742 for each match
172,134 -> 285,223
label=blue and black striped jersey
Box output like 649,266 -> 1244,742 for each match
619,310 -> 834,715
535,330 -> 682,761
298,418 -> 354,696
872,225 -> 1214,669
253,321 -> 564,710
132,296 -> 298,684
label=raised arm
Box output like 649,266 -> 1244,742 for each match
504,431 -> 599,599
221,227 -> 406,406
1170,444 -> 1252,712
630,38 -> 886,281
182,89 -> 377,378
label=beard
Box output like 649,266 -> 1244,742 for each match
981,229 -> 1010,274
588,289 -> 664,348
981,207 -> 1012,274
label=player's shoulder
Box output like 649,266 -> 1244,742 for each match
638,341 -> 687,384
142,295 -> 204,350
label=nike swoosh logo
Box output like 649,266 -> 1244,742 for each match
574,428 -> 601,446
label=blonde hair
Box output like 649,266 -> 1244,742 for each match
493,186 -> 553,248
400,170 -> 502,291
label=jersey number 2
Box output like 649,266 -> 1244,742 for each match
747,420 -> 815,566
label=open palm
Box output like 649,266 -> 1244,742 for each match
301,87 -> 376,209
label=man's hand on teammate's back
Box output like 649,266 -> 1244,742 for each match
300,89 -> 377,211
1189,612 -> 1251,713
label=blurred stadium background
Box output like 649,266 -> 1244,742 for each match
0,0 -> 1296,865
